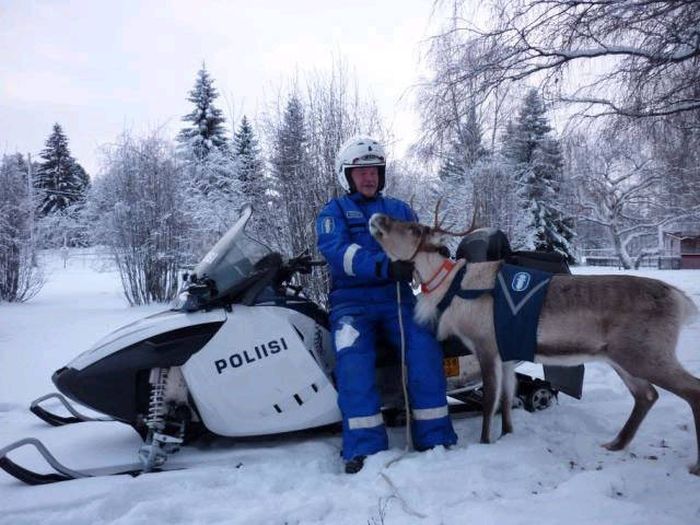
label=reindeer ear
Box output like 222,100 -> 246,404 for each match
437,245 -> 451,258
431,231 -> 449,247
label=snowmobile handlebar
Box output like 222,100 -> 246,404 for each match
283,254 -> 326,275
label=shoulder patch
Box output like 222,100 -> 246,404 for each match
321,216 -> 335,234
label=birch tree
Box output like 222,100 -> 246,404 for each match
435,0 -> 700,123
571,123 -> 699,268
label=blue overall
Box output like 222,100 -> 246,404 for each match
316,192 -> 457,460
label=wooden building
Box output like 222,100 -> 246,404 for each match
664,231 -> 700,269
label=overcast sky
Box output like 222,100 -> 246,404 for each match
0,0 -> 446,175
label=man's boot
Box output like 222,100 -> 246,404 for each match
344,455 -> 366,474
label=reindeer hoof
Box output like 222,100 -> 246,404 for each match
602,440 -> 624,451
690,464 -> 700,476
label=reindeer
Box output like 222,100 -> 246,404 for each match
368,210 -> 700,475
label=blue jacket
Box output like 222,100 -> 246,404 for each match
316,192 -> 417,307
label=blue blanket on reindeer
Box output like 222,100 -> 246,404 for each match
437,263 -> 553,363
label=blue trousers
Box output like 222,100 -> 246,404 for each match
330,301 -> 457,460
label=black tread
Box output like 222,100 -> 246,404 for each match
30,405 -> 82,427
0,456 -> 73,485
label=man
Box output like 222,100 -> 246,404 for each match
316,136 -> 457,474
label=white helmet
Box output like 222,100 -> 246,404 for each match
335,136 -> 386,193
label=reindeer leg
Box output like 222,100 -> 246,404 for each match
611,354 -> 700,475
469,341 -> 502,444
500,361 -> 516,436
602,363 -> 658,451
643,364 -> 700,476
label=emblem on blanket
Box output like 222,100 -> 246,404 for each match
511,272 -> 531,292
494,264 -> 552,362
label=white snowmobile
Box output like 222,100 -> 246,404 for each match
0,206 -> 581,485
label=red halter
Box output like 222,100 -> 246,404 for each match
420,259 -> 456,294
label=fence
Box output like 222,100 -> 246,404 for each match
580,249 -> 681,269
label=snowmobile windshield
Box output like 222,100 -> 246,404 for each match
193,206 -> 273,298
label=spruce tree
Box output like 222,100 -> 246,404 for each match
438,105 -> 485,186
503,89 -> 575,261
71,163 -> 90,203
437,105 -> 487,234
34,123 -> 90,216
178,64 -> 228,161
271,95 -> 309,257
232,115 -> 264,202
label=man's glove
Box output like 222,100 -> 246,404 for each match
388,260 -> 415,282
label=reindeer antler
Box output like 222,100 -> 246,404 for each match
431,197 -> 451,229
431,198 -> 479,237
433,197 -> 442,230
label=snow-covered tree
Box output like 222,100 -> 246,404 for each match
438,107 -> 485,190
232,115 -> 265,203
36,203 -> 91,249
503,90 -> 575,261
92,133 -> 190,305
271,95 -> 309,259
180,146 -> 246,261
263,62 -> 388,306
436,105 -> 488,235
0,154 -> 44,302
429,1 -> 700,124
570,123 -> 700,269
34,123 -> 90,216
177,64 -> 229,161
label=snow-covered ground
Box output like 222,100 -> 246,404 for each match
1,252 -> 699,525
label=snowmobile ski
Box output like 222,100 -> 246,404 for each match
30,393 -> 115,427
0,437 -> 192,486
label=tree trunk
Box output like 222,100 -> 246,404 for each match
611,227 -> 633,269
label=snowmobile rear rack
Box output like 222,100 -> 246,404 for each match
30,393 -> 115,427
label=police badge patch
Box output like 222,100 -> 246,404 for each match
511,272 -> 531,292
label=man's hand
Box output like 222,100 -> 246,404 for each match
388,260 -> 414,282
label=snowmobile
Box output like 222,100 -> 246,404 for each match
0,206 -> 582,485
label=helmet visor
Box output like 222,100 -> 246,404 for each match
350,153 -> 385,165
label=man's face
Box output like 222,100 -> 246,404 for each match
350,166 -> 379,198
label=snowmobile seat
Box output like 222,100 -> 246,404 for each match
506,250 -> 570,275
455,228 -> 571,275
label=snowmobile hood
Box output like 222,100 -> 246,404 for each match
68,309 -> 227,371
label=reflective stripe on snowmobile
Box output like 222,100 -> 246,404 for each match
347,413 -> 383,429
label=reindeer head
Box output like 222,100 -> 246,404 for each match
369,200 -> 475,261
369,214 -> 440,261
